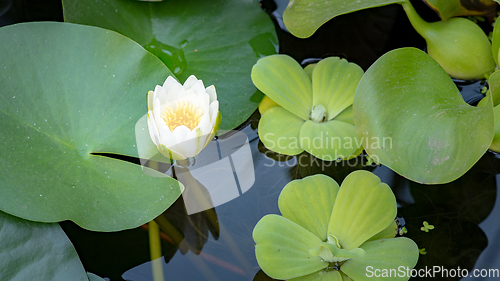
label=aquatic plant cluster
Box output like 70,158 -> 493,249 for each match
0,0 -> 499,280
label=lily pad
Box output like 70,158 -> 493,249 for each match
283,0 -> 407,38
0,22 -> 183,231
423,0 -> 497,21
62,0 -> 278,131
0,211 -> 88,281
353,47 -> 494,184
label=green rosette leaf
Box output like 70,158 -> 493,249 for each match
328,170 -> 396,251
489,105 -> 500,152
341,237 -> 419,281
334,106 -> 355,126
354,47 -> 494,184
289,270 -> 344,281
253,214 -> 327,280
258,107 -> 305,155
283,0 -> 408,38
0,22 -> 183,231
367,220 -> 398,242
488,71 -> 500,107
278,174 -> 339,241
493,17 -> 500,66
312,57 -> 363,121
299,120 -> 359,161
252,55 -> 313,120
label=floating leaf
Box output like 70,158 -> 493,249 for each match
490,105 -> 500,152
342,238 -> 418,281
329,170 -> 396,250
0,211 -> 88,281
62,0 -> 278,131
278,174 -> 339,241
253,215 -> 326,280
353,47 -> 494,184
283,0 -> 407,38
0,22 -> 183,231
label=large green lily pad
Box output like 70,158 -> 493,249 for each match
283,0 -> 407,38
62,0 -> 278,132
0,211 -> 88,281
0,22 -> 183,231
353,47 -> 494,184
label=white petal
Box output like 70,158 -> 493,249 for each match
157,118 -> 177,147
147,111 -> 160,146
183,88 -> 196,97
171,125 -> 194,156
196,113 -> 211,136
182,131 -> 200,158
173,93 -> 209,117
153,97 -> 161,117
205,85 -> 217,104
165,81 -> 184,103
154,85 -> 168,104
162,76 -> 179,92
147,91 -> 154,111
183,75 -> 199,89
166,146 -> 187,160
153,98 -> 162,126
190,79 -> 205,94
172,125 -> 192,143
209,100 -> 219,126
193,92 -> 210,116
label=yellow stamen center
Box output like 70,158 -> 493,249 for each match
162,100 -> 203,131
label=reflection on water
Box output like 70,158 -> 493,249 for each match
144,38 -> 187,75
123,122 -> 294,280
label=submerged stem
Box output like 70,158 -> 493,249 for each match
148,220 -> 165,281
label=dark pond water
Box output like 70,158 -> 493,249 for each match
2,0 -> 500,280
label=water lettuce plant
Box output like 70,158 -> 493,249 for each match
486,21 -> 500,152
483,70 -> 500,152
354,47 -> 494,184
253,171 -> 419,280
147,75 -> 221,160
252,55 -> 363,161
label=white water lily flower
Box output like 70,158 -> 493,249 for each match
147,75 -> 221,160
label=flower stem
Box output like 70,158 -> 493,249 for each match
401,1 -> 431,38
148,220 -> 165,281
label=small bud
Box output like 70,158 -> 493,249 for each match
310,104 -> 327,123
